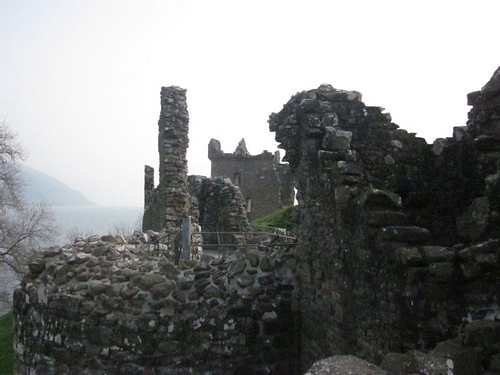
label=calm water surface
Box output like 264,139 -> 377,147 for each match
52,206 -> 143,245
0,206 -> 143,315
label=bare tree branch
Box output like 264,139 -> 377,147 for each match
0,121 -> 56,276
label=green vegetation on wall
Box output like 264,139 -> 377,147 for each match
251,205 -> 298,233
0,311 -> 14,375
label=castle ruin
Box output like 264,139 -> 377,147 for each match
143,86 -> 191,232
142,87 -> 252,241
11,67 -> 500,374
269,67 -> 500,372
208,138 -> 294,221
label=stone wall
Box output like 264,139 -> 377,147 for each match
269,68 -> 500,372
208,138 -> 294,221
13,69 -> 500,374
13,234 -> 299,374
143,86 -> 191,232
188,175 -> 252,243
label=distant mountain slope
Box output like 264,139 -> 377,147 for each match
19,165 -> 95,206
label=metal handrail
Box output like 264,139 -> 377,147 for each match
143,229 -> 299,261
192,230 -> 297,241
191,230 -> 298,257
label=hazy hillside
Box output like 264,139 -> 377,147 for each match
19,165 -> 95,206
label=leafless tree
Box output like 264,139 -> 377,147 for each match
108,215 -> 143,237
0,120 -> 56,276
65,226 -> 93,243
108,220 -> 133,236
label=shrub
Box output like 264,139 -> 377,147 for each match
0,311 -> 14,375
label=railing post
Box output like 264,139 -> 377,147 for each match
181,216 -> 191,261
216,231 -> 221,258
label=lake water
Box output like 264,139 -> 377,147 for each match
52,206 -> 143,245
0,206 -> 143,315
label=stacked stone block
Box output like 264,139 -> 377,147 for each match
208,138 -> 295,221
13,235 -> 299,374
269,71 -> 500,373
13,68 -> 500,374
188,175 -> 252,246
143,86 -> 190,231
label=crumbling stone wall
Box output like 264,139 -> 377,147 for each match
13,235 -> 299,375
14,69 -> 500,375
269,68 -> 500,372
188,175 -> 252,241
414,68 -> 500,245
143,86 -> 191,231
208,138 -> 294,221
143,89 -> 268,238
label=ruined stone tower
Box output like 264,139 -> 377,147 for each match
11,68 -> 500,375
208,138 -> 295,221
143,86 -> 190,231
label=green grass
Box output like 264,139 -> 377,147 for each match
251,205 -> 298,233
0,311 -> 14,375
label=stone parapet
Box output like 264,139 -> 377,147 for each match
269,69 -> 500,373
13,235 -> 299,374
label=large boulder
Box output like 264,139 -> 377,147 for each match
305,355 -> 388,375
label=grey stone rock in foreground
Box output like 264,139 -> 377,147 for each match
305,355 -> 388,375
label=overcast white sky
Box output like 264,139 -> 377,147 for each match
1,1 -> 499,206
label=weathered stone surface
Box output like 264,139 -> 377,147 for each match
120,286 -> 139,299
141,87 -> 260,262
268,67 -> 500,369
423,246 -> 455,262
458,239 -> 499,260
14,233 -> 299,375
88,280 -> 107,296
431,339 -> 479,375
203,286 -> 222,300
260,256 -> 273,272
236,275 -> 254,288
149,281 -> 175,298
13,67 -> 500,375
380,352 -> 419,374
457,196 -> 490,240
208,138 -> 294,221
28,260 -> 46,276
67,252 -> 92,264
364,210 -> 408,227
100,234 -> 117,243
135,273 -> 166,290
227,258 -> 246,278
188,175 -> 252,240
246,251 -> 260,267
463,319 -> 500,348
397,246 -> 426,266
380,226 -> 431,244
143,86 -> 190,232
408,350 -> 450,375
305,355 -> 388,375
